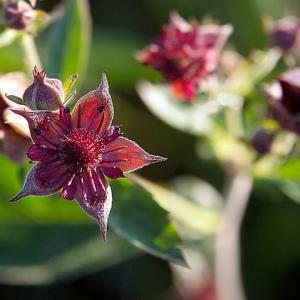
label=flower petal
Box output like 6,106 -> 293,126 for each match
278,68 -> 300,115
10,161 -> 70,202
102,125 -> 122,144
61,174 -> 76,200
102,137 -> 167,173
11,109 -> 66,147
71,73 -> 114,136
27,144 -> 56,161
102,166 -> 124,179
269,101 -> 300,134
75,169 -> 112,240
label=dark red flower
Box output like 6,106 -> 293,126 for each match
264,68 -> 300,134
11,73 -> 166,240
137,12 -> 232,101
270,16 -> 300,50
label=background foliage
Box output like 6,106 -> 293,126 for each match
1,0 -> 300,299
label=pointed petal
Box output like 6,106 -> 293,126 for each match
27,144 -> 56,161
10,161 -> 70,202
169,11 -> 192,32
102,137 -> 167,173
102,167 -> 124,179
11,109 -> 66,147
71,73 -> 114,136
61,174 -> 76,200
75,169 -> 112,240
59,106 -> 73,129
102,125 -> 122,144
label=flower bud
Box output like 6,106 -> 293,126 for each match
264,68 -> 300,134
251,129 -> 275,154
4,1 -> 35,31
23,66 -> 64,111
270,17 -> 300,50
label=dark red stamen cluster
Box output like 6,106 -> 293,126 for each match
58,128 -> 104,169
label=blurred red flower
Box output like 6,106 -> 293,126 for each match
137,12 -> 232,101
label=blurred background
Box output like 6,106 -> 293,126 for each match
1,0 -> 300,299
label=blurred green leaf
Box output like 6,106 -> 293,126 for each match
272,158 -> 300,182
262,158 -> 300,204
136,81 -> 216,135
46,0 -> 91,88
130,174 -> 220,236
110,179 -> 188,267
254,158 -> 300,205
0,155 -> 186,266
0,30 -> 19,48
224,48 -> 281,97
277,180 -> 300,205
0,38 -> 26,72
171,175 -> 223,210
0,225 -> 137,285
86,29 -> 160,92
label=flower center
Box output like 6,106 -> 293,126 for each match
58,128 -> 103,169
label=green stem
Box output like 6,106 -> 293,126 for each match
215,172 -> 253,300
21,34 -> 42,74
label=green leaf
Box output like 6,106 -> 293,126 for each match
0,225 -> 137,285
272,158 -> 300,182
255,159 -> 300,205
46,0 -> 91,89
129,175 -> 220,236
63,73 -> 78,93
0,155 -> 186,266
109,179 -> 188,267
5,94 -> 24,105
277,180 -> 300,205
136,81 -> 216,135
224,48 -> 281,97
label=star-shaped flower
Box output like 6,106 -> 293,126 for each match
11,73 -> 166,240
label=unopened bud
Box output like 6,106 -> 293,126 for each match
23,66 -> 64,110
270,17 -> 300,50
4,1 -> 34,30
251,129 -> 275,154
